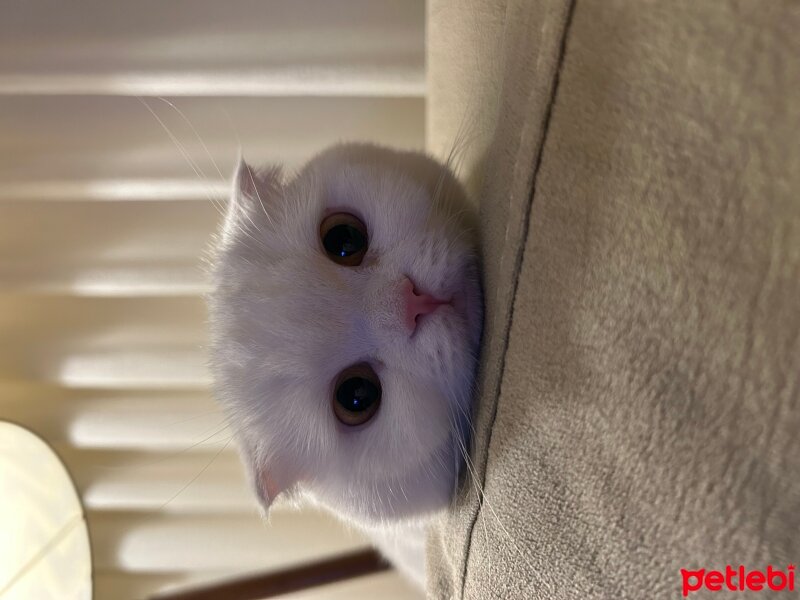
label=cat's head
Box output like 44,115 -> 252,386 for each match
208,143 -> 482,525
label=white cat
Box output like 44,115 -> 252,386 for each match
207,143 -> 483,588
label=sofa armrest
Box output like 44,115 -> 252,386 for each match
426,1 -> 800,598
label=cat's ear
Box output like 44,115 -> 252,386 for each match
232,157 -> 282,211
222,158 -> 282,245
253,466 -> 296,509
238,437 -> 296,513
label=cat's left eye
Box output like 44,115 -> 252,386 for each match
320,213 -> 368,266
333,363 -> 381,426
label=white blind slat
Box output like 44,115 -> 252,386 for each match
0,1 -> 426,598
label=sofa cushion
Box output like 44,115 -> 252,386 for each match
426,1 -> 800,598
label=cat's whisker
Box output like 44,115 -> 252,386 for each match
449,410 -> 536,577
218,106 -> 244,160
224,169 -> 276,253
442,370 -> 526,561
426,137 -> 479,239
426,164 -> 452,230
444,403 -> 491,552
140,104 -> 263,267
190,416 -> 237,442
428,97 -> 485,233
158,437 -> 233,510
244,165 -> 277,230
208,104 -> 269,250
160,409 -> 226,429
137,97 -> 227,219
235,208 -> 269,250
89,426 -> 233,470
154,96 -> 227,185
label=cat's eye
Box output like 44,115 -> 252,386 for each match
333,363 -> 381,426
320,213 -> 368,266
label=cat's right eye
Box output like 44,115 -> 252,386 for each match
333,363 -> 381,426
320,213 -> 368,266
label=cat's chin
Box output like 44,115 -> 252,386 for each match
306,441 -> 461,527
320,499 -> 447,530
320,491 -> 450,529
453,262 -> 484,352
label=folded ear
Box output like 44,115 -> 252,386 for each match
233,157 -> 282,209
221,158 -> 283,246
254,466 -> 293,508
236,436 -> 296,514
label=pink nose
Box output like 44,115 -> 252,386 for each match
402,277 -> 450,333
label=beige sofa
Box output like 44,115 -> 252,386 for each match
426,1 -> 800,598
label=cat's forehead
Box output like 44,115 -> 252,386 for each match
293,162 -> 432,240
224,144 -> 472,263
233,258 -> 367,365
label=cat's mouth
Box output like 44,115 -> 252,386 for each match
411,303 -> 453,336
450,275 -> 484,349
403,276 -> 452,335
405,271 -> 481,345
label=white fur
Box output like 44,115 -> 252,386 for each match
207,143 -> 483,587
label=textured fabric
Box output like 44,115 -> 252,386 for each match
427,1 -> 800,598
426,0 -> 574,596
426,0 -> 506,203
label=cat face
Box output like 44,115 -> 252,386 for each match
208,143 -> 482,524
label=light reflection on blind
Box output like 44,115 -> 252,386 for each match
0,1 -> 426,598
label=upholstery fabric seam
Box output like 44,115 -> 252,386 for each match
457,0 -> 578,597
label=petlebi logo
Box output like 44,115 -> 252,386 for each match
681,565 -> 795,596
